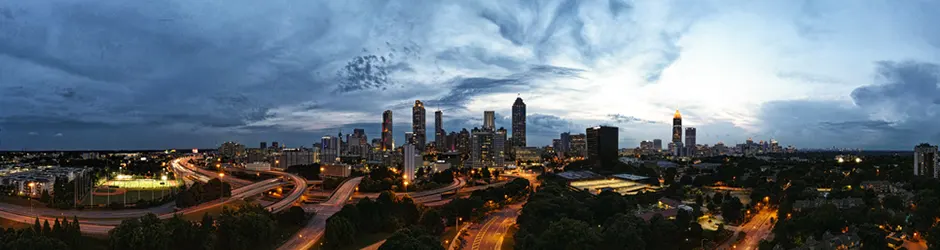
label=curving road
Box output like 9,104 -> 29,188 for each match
277,176 -> 363,250
465,204 -> 521,250
717,208 -> 776,250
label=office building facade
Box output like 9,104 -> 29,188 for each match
435,110 -> 444,149
586,126 -> 619,166
483,111 -> 496,131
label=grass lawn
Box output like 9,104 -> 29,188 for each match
82,188 -> 176,206
0,217 -> 30,230
0,195 -> 43,207
500,226 -> 517,250
309,232 -> 394,250
178,200 -> 247,221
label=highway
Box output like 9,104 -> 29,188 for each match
460,172 -> 538,250
277,176 -> 363,250
356,177 -> 466,200
718,208 -> 777,250
464,204 -> 522,250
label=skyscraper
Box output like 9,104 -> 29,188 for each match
586,126 -> 618,166
382,110 -> 393,151
470,128 -> 494,169
405,132 -> 414,145
260,142 -> 267,149
321,136 -> 340,163
512,97 -> 526,147
672,110 -> 682,145
915,143 -> 938,178
435,110 -> 444,149
413,100 -> 427,151
483,111 -> 495,131
272,141 -> 280,149
559,132 -> 571,153
685,127 -> 697,156
653,139 -> 663,151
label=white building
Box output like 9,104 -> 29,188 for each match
246,162 -> 271,171
403,144 -> 417,182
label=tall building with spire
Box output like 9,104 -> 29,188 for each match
382,110 -> 393,151
435,110 -> 444,149
483,111 -> 495,131
672,110 -> 683,156
412,100 -> 426,151
512,97 -> 526,147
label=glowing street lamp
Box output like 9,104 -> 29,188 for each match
218,173 -> 225,200
403,181 -> 409,192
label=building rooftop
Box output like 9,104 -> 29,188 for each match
612,173 -> 650,181
557,170 -> 602,180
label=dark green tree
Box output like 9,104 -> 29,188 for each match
535,218 -> 601,250
600,214 -> 647,249
108,213 -> 170,250
325,216 -> 357,246
379,226 -> 444,250
418,208 -> 444,235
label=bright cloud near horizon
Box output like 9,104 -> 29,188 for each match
2,0 -> 940,150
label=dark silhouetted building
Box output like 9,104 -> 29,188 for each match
413,100 -> 427,151
435,110 -> 444,149
382,110 -> 393,151
512,97 -> 526,147
586,126 -> 618,166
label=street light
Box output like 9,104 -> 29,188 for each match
403,181 -> 409,192
218,173 -> 225,200
27,182 -> 34,215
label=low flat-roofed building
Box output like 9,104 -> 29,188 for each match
322,164 -> 351,178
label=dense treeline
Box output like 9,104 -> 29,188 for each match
324,191 -> 438,248
441,178 -> 531,222
0,217 -> 84,250
513,175 -> 721,250
109,204 -> 310,250
175,178 -> 232,208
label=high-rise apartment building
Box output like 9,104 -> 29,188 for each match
457,128 -> 471,155
570,133 -> 587,158
413,100 -> 427,151
405,132 -> 414,145
586,126 -> 618,166
435,110 -> 444,149
272,141 -> 280,149
512,97 -> 526,147
653,139 -> 663,151
382,110 -> 393,151
470,128 -> 493,169
495,127 -> 507,167
685,127 -> 697,156
915,143 -> 938,178
483,111 -> 496,131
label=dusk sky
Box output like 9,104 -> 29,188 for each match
2,0 -> 940,150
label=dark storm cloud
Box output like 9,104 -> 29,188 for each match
432,65 -> 585,110
759,61 -> 940,149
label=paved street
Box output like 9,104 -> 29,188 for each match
718,208 -> 777,250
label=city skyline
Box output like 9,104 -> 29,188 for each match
3,1 -> 940,150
